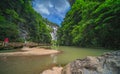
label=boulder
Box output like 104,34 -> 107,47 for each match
62,50 -> 120,74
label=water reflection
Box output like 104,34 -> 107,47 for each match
1,56 -> 8,62
0,56 -> 53,74
50,54 -> 57,64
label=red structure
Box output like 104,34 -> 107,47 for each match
4,38 -> 9,43
4,38 -> 9,46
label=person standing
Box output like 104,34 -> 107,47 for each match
4,38 -> 9,46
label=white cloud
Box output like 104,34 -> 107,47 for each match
54,0 -> 70,13
34,4 -> 50,15
49,2 -> 53,8
32,0 -> 70,25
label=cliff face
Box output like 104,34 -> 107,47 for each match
62,51 -> 120,74
68,0 -> 75,6
43,19 -> 59,40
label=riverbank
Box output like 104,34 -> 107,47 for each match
0,47 -> 60,56
0,42 -> 51,49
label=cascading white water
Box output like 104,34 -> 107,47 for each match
50,26 -> 58,40
47,25 -> 58,49
51,26 -> 58,50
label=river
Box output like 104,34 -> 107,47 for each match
0,46 -> 112,74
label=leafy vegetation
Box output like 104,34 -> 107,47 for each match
0,0 -> 51,43
58,0 -> 120,49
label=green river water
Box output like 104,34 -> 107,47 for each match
0,46 -> 112,74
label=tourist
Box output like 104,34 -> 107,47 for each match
4,38 -> 9,46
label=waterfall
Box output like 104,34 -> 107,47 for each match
47,25 -> 58,49
50,26 -> 58,40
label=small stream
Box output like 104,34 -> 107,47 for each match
0,46 -> 111,74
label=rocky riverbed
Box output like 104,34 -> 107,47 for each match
62,50 -> 120,74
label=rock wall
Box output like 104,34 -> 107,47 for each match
62,50 -> 120,74
67,0 -> 75,6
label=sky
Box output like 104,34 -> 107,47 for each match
32,0 -> 70,25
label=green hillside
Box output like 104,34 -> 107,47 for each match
58,0 -> 120,49
0,0 -> 51,43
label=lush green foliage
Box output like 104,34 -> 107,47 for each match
58,0 -> 120,49
0,0 -> 51,43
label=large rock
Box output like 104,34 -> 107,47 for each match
62,50 -> 120,74
42,67 -> 63,74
